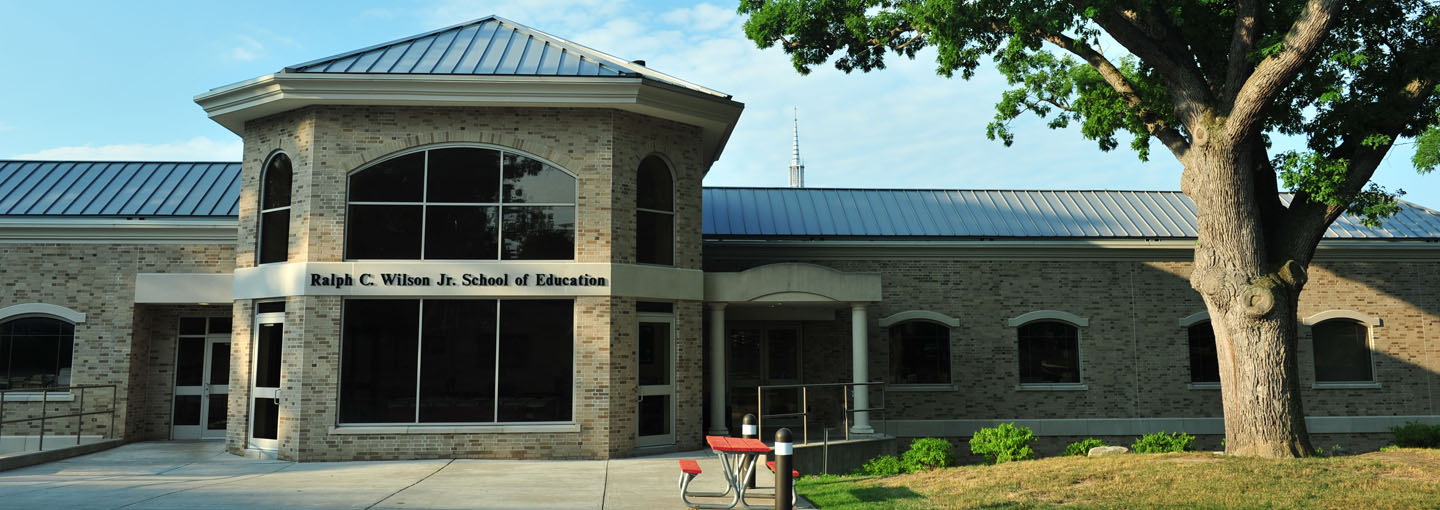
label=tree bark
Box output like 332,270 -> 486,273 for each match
1184,133 -> 1315,458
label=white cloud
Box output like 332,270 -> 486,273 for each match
659,3 -> 739,33
0,120 -> 14,132
228,35 -> 265,61
11,137 -> 243,162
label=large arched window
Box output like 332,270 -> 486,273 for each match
1017,321 -> 1081,384
636,156 -> 674,265
0,316 -> 75,390
257,153 -> 292,264
1188,321 -> 1220,384
1312,319 -> 1374,382
345,146 -> 576,260
888,320 -> 951,385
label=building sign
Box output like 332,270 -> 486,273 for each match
308,271 -> 609,289
232,261 -> 702,300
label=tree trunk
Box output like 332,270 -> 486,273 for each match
1185,135 -> 1315,458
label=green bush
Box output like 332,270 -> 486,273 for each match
901,438 -> 956,472
1131,432 -> 1196,453
969,423 -> 1036,464
1064,437 -> 1109,457
855,454 -> 904,476
1379,444 -> 1401,452
1390,421 -> 1440,448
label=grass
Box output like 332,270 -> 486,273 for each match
796,448 -> 1440,509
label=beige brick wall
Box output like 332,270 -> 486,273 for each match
230,105 -> 709,460
0,243 -> 234,441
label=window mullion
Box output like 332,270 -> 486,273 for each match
420,151 -> 429,260
492,300 -> 501,422
414,300 -> 424,424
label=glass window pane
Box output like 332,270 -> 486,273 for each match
349,152 -> 424,202
502,206 -> 574,260
497,300 -> 573,422
729,329 -> 762,381
208,317 -> 232,334
1314,320 -> 1373,382
766,329 -> 800,380
889,321 -> 951,385
174,395 -> 202,426
638,322 -> 670,386
252,398 -> 278,439
0,337 -> 9,389
637,157 -> 673,211
210,342 -> 230,386
256,301 -> 285,314
259,209 -> 290,264
207,394 -> 228,431
176,338 -> 205,387
503,154 -> 575,204
180,317 -> 206,335
638,395 -> 671,437
255,323 -> 283,389
1188,322 -> 1220,383
1018,321 -> 1080,384
261,154 -> 293,210
340,300 -> 421,423
6,331 -> 61,390
419,300 -> 498,423
427,148 -> 500,203
637,211 -> 673,265
424,206 -> 498,260
347,205 -> 422,259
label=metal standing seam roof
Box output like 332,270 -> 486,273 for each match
0,161 -> 241,217
702,188 -> 1440,240
283,15 -> 731,99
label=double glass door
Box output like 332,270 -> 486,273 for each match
637,315 -> 676,447
727,323 -> 803,432
172,317 -> 231,440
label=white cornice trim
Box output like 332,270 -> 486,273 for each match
1302,310 -> 1383,327
1178,311 -> 1210,327
0,303 -> 86,323
0,218 -> 237,244
878,310 -> 962,328
1006,310 -> 1089,327
194,73 -> 744,164
703,239 -> 1440,261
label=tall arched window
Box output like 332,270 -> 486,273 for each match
0,316 -> 75,390
636,156 -> 674,265
1017,321 -> 1080,384
1188,321 -> 1220,383
888,321 -> 951,384
257,153 -> 293,264
1313,319 -> 1374,382
345,146 -> 576,260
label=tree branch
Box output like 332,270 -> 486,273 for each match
1090,6 -> 1217,130
1225,0 -> 1260,102
1226,0 -> 1343,142
1040,31 -> 1191,159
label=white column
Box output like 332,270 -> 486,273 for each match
708,303 -> 730,435
850,302 -> 874,434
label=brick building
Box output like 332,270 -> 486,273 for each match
1,17 -> 1438,461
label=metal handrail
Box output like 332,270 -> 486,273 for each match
755,381 -> 885,445
0,385 -> 118,453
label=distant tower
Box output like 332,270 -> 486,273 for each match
789,108 -> 805,188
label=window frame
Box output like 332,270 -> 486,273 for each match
885,320 -> 954,388
1303,310 -> 1382,389
343,143 -> 579,262
1006,310 -> 1088,391
335,297 -> 579,428
0,308 -> 80,398
1178,312 -> 1221,389
256,151 -> 293,265
635,154 -> 676,267
878,310 -> 959,390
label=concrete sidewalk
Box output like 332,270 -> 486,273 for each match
0,441 -> 811,509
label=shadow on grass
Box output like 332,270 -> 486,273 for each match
845,486 -> 922,502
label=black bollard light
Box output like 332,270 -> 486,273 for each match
742,413 -> 758,489
775,427 -> 794,510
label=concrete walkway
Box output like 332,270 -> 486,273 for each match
0,441 -> 809,509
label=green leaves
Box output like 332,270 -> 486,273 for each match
1416,126 -> 1440,174
1276,150 -> 1403,227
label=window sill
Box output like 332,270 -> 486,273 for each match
1015,384 -> 1088,391
1,392 -> 75,402
1312,382 -> 1382,390
1187,383 -> 1221,390
328,423 -> 581,435
890,384 -> 955,392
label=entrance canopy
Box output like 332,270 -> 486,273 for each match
703,263 -> 880,304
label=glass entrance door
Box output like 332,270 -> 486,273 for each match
637,315 -> 676,447
172,317 -> 231,440
727,323 -> 803,432
249,308 -> 284,450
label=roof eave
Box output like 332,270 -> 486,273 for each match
194,73 -> 744,165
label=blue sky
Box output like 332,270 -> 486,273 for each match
1,1 -> 1434,208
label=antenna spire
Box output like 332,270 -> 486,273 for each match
789,107 -> 805,188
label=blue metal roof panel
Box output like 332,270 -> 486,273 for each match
0,161 -> 241,217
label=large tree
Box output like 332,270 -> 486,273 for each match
740,0 -> 1440,457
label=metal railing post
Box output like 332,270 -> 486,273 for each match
1,387 -> 7,441
842,386 -> 850,441
38,387 -> 48,451
109,385 -> 117,439
756,387 -> 763,435
76,386 -> 85,445
801,386 -> 808,445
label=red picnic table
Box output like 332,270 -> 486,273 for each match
677,436 -> 779,509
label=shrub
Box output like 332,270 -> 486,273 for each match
1379,444 -> 1401,452
1065,437 -> 1109,457
1131,432 -> 1196,453
856,454 -> 904,476
969,423 -> 1036,464
901,438 -> 957,472
1390,421 -> 1440,448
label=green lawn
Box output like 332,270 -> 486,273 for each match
796,449 -> 1440,509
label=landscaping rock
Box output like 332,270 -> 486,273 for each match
1088,446 -> 1129,457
